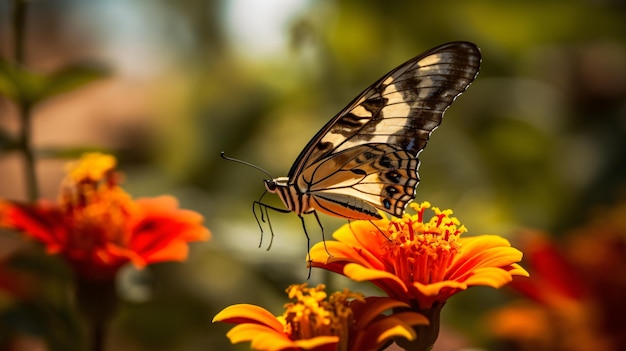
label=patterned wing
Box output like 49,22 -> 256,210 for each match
289,42 -> 481,178
290,42 -> 481,219
302,143 -> 419,219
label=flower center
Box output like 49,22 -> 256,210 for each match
59,153 -> 136,252
280,284 -> 362,350
383,202 -> 466,284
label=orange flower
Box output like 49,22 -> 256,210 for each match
213,283 -> 428,351
0,153 -> 210,281
487,229 -> 623,351
308,202 -> 528,310
508,230 -> 587,306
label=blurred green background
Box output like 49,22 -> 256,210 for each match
1,0 -> 625,350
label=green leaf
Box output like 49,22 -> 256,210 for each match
0,58 -> 109,107
37,146 -> 115,159
37,63 -> 109,102
0,58 -> 42,103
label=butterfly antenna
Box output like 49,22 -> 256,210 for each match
220,152 -> 274,179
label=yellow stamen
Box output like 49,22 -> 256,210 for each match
59,153 -> 136,254
65,153 -> 117,184
281,284 -> 363,350
383,202 -> 465,284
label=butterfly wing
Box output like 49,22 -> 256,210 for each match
288,42 -> 481,219
300,143 -> 420,219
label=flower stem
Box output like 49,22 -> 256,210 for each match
395,303 -> 443,351
13,0 -> 26,63
91,320 -> 106,351
12,0 -> 39,201
76,278 -> 118,351
19,102 -> 38,201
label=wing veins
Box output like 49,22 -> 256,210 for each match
287,42 -> 481,185
307,145 -> 407,187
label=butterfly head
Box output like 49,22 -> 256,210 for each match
264,177 -> 289,193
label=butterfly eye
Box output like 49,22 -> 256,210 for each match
264,180 -> 277,192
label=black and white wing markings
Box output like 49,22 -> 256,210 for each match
289,41 -> 481,179
302,144 -> 420,219
263,41 -> 481,222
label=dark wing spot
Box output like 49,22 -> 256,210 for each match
385,170 -> 401,183
351,169 -> 367,176
361,93 -> 387,114
315,141 -> 334,153
379,156 -> 392,168
383,199 -> 392,209
338,113 -> 369,128
385,185 -> 398,196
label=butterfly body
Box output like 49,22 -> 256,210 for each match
263,42 -> 481,223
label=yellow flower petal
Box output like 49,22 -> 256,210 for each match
308,241 -> 358,264
376,323 -> 416,343
352,297 -> 412,329
214,284 -> 425,351
352,311 -> 428,350
226,324 -> 293,351
413,280 -> 468,296
344,264 -> 407,290
464,267 -> 516,288
213,304 -> 284,332
291,336 -> 340,350
509,263 -> 530,277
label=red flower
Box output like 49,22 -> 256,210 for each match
308,202 -> 528,310
0,153 -> 210,281
509,230 -> 587,306
488,226 -> 626,351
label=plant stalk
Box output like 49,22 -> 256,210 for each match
12,0 -> 39,201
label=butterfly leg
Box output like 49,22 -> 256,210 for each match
368,219 -> 390,240
252,201 -> 268,248
298,214 -> 313,279
264,206 -> 276,250
312,211 -> 331,257
298,214 -> 312,254
253,200 -> 291,250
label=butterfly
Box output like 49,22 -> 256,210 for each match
226,41 -> 481,245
